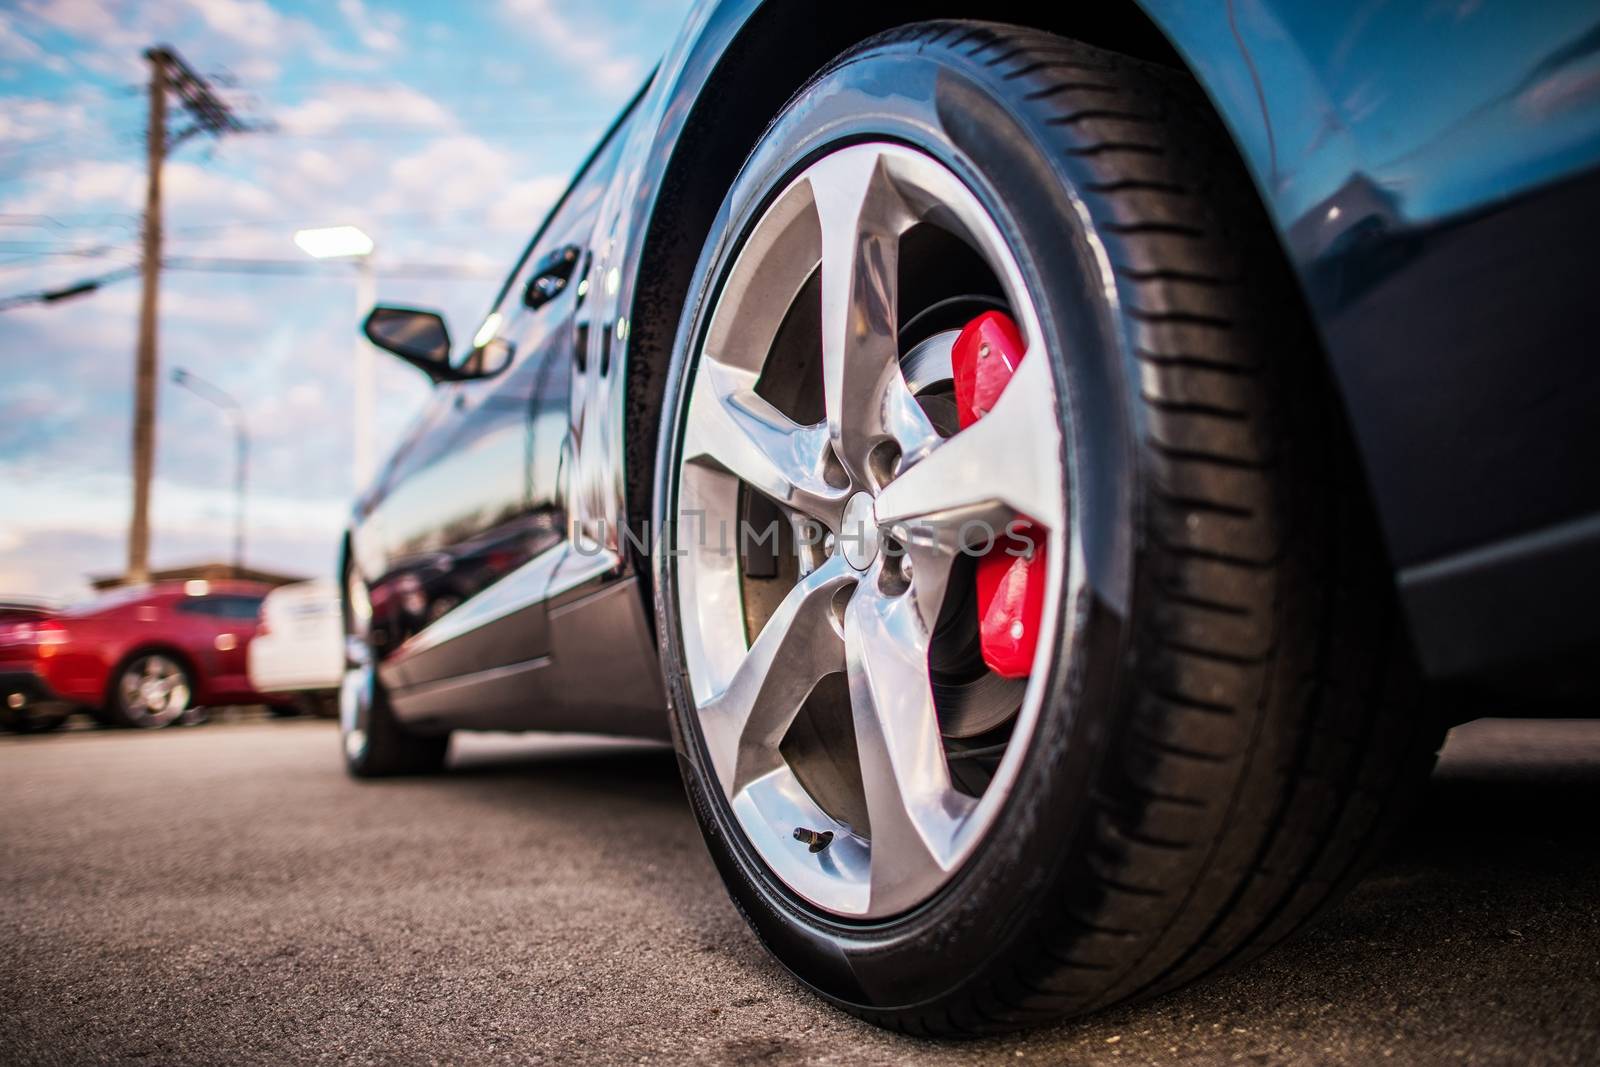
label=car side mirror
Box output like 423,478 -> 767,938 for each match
363,306 -> 465,384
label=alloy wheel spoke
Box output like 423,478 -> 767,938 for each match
844,581 -> 976,914
874,349 -> 1062,543
809,147 -> 939,485
684,359 -> 847,524
125,665 -> 149,710
898,540 -> 960,633
699,555 -> 856,796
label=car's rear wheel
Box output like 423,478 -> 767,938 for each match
652,23 -> 1442,1033
338,563 -> 450,780
108,652 -> 193,729
339,662 -> 449,777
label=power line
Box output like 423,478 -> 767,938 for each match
0,255 -> 494,308
0,83 -> 143,103
0,242 -> 136,270
164,256 -> 496,279
2,210 -> 462,234
0,241 -> 129,253
0,132 -> 137,159
243,124 -> 601,141
0,267 -> 140,311
0,212 -> 140,229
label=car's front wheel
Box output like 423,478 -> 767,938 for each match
653,22 -> 1441,1034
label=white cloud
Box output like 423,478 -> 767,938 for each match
0,462 -> 334,539
0,380 -> 76,429
499,0 -> 642,93
286,146 -> 343,186
337,0 -> 403,54
224,53 -> 281,85
68,46 -> 146,82
0,160 -> 145,218
163,161 -> 277,217
180,0 -> 291,49
488,174 -> 566,231
0,158 -> 275,227
18,0 -> 148,51
274,82 -> 455,136
0,11 -> 46,61
15,0 -> 334,85
0,96 -> 92,142
376,134 -> 510,219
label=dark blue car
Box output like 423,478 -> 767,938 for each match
345,1 -> 1600,1032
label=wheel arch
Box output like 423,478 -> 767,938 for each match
623,1 -> 1180,566
620,1 -> 1385,608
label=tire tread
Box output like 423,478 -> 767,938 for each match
827,22 -> 1443,1036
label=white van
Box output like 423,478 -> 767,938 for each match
247,581 -> 342,715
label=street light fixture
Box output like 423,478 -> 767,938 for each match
292,225 -> 374,260
294,225 -> 377,491
171,367 -> 248,577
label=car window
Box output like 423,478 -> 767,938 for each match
176,595 -> 262,619
219,595 -> 264,619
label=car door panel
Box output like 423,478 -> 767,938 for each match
359,102 -> 636,708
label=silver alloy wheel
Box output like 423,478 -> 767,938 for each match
118,653 -> 191,728
673,143 -> 1069,918
341,567 -> 373,764
340,637 -> 373,764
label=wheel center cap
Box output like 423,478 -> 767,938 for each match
839,492 -> 880,571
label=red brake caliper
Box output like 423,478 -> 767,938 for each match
951,311 -> 1045,679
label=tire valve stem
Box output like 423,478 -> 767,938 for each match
793,827 -> 834,854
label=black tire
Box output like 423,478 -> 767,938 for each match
653,23 -> 1443,1034
0,704 -> 71,734
341,666 -> 449,778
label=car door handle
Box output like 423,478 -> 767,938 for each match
523,245 -> 582,310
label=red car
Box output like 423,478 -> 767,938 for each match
0,599 -> 62,731
0,580 -> 280,731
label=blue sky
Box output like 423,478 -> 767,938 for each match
0,0 -> 692,600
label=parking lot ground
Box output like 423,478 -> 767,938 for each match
2,715 -> 1597,1065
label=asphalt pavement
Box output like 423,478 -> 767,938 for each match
2,714 -> 1597,1065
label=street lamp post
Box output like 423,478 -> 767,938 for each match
293,225 -> 376,492
171,367 -> 248,577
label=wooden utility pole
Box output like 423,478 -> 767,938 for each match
126,48 -> 167,584
125,46 -> 253,584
